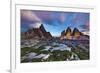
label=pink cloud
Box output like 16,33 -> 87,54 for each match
21,10 -> 41,22
59,13 -> 67,23
21,10 -> 42,28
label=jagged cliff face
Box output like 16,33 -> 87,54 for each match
65,27 -> 72,40
60,27 -> 86,40
21,24 -> 52,40
72,28 -> 81,39
60,30 -> 66,40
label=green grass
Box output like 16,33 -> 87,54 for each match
21,45 -> 46,56
21,43 -> 89,63
21,46 -> 73,62
77,52 -> 89,60
32,58 -> 42,62
72,45 -> 89,60
21,47 -> 32,57
44,50 -> 72,61
21,58 -> 30,63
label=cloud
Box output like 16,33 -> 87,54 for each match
33,11 -> 55,25
57,13 -> 67,24
80,21 -> 89,31
21,10 -> 42,28
33,11 -> 68,25
21,10 -> 41,22
59,14 -> 66,23
69,13 -> 89,26
70,13 -> 79,25
29,22 -> 41,28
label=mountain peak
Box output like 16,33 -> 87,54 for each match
40,24 -> 47,33
72,28 -> 80,35
65,27 -> 71,34
60,27 -> 84,40
21,24 -> 52,40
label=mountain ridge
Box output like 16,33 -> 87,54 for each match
21,24 -> 52,40
60,27 -> 89,40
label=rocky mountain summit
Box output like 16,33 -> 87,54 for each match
60,27 -> 89,40
21,24 -> 52,40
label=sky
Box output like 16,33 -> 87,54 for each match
21,10 -> 90,37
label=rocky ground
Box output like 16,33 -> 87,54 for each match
21,39 -> 89,63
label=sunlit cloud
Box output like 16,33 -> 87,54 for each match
21,10 -> 41,22
58,13 -> 67,24
21,10 -> 42,28
29,22 -> 42,28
